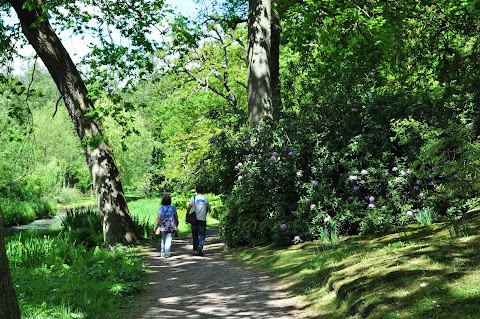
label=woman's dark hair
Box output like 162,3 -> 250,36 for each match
161,196 -> 172,206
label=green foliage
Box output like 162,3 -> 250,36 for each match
61,207 -> 103,235
54,187 -> 83,204
0,181 -> 55,226
6,230 -> 146,319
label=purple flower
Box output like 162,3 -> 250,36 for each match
360,180 -> 366,184
369,196 -> 375,202
348,195 -> 354,200
247,154 -> 253,158
310,204 -> 316,210
454,173 -> 459,179
401,170 -> 406,176
428,182 -> 434,186
272,151 -> 278,156
280,224 -> 286,230
312,180 -> 319,185
288,151 -> 294,156
296,171 -> 303,177
368,203 -> 375,208
353,186 -> 360,191
349,175 -> 358,181
384,171 -> 389,176
293,235 -> 301,241
407,210 -> 413,216
324,216 -> 331,223
413,185 -> 420,190
419,192 -> 424,197
392,167 -> 398,172
296,130 -> 302,135
245,139 -> 251,143
361,169 -> 368,175
271,155 -> 277,160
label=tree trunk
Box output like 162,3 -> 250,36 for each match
9,0 -> 138,247
0,214 -> 21,319
248,0 -> 273,126
270,8 -> 281,122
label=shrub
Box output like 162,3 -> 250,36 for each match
0,199 -> 36,226
55,187 -> 82,204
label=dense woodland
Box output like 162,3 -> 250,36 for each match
1,0 -> 480,317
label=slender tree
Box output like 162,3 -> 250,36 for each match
7,0 -> 138,247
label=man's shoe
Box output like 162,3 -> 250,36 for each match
198,247 -> 204,256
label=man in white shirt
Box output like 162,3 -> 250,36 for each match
186,185 -> 209,256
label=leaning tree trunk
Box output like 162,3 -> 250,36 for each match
9,0 -> 138,247
248,0 -> 273,126
0,214 -> 21,319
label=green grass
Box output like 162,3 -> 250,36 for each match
128,196 -> 220,238
225,213 -> 480,319
7,230 -> 146,319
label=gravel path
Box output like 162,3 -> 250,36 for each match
133,229 -> 310,319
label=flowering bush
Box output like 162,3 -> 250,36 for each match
199,90 -> 480,246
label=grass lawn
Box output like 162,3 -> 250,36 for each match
225,212 -> 480,319
128,196 -> 220,238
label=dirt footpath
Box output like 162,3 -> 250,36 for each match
132,229 -> 310,319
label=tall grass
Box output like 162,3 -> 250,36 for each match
7,228 -> 146,319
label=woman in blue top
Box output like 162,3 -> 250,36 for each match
154,196 -> 179,257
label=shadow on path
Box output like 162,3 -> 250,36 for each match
134,229 -> 308,319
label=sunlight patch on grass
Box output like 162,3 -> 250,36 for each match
449,271 -> 480,297
226,219 -> 480,318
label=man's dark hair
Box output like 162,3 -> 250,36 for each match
162,196 -> 172,205
195,185 -> 204,193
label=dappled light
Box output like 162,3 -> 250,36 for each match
135,231 -> 308,319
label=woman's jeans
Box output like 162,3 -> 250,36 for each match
191,220 -> 206,251
161,233 -> 173,255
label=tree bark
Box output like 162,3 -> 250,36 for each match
248,0 -> 273,126
0,214 -> 21,319
270,8 -> 281,122
9,0 -> 138,247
